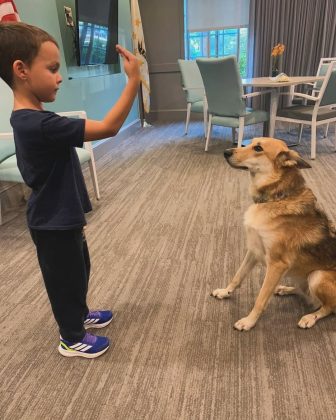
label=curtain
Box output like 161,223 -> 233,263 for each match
249,0 -> 336,78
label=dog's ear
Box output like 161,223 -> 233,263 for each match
276,150 -> 311,169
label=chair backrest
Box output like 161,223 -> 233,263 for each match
196,56 -> 246,117
1,111 -> 93,158
318,61 -> 336,106
0,132 -> 16,164
177,59 -> 204,103
314,57 -> 336,90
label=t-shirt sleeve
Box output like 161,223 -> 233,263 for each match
41,113 -> 86,148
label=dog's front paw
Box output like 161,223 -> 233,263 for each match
234,317 -> 256,331
298,314 -> 317,329
211,288 -> 232,299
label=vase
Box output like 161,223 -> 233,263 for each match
271,55 -> 283,77
271,68 -> 279,77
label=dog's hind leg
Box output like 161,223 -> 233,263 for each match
298,270 -> 336,329
211,251 -> 257,299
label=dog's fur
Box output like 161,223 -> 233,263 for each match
212,137 -> 336,331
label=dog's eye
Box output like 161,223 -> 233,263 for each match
253,145 -> 263,152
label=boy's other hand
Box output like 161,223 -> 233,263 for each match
116,45 -> 140,82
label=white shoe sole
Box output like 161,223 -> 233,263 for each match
58,344 -> 109,358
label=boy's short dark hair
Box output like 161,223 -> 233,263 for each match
0,22 -> 58,88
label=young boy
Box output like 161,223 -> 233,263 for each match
0,22 -> 140,358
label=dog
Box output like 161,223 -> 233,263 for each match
211,137 -> 336,331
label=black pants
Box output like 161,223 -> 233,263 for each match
30,228 -> 90,341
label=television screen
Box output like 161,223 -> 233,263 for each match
75,0 -> 118,66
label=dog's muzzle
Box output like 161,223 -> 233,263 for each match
224,148 -> 248,170
224,149 -> 234,159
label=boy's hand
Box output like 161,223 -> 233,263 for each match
116,45 -> 140,82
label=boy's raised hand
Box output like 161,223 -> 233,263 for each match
116,45 -> 140,81
84,45 -> 141,141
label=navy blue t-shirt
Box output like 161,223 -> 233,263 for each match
10,109 -> 92,230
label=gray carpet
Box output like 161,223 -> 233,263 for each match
1,122 -> 336,420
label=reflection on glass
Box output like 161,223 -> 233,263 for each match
78,22 -> 108,65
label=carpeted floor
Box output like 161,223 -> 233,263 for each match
1,122 -> 336,419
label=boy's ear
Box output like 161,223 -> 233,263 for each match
12,60 -> 28,81
276,150 -> 311,169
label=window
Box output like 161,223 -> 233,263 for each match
185,0 -> 250,77
186,27 -> 248,76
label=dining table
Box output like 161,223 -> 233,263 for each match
242,76 -> 325,137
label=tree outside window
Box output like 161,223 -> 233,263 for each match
186,27 -> 249,77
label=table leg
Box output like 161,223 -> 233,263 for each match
269,89 -> 279,137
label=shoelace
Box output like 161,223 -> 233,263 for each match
82,332 -> 97,345
87,311 -> 101,318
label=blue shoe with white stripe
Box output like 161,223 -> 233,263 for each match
84,310 -> 113,329
58,332 -> 109,358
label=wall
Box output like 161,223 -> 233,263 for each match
0,0 -> 138,132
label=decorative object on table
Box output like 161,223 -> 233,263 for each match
269,72 -> 290,82
271,43 -> 285,77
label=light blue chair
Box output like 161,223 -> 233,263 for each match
275,61 -> 336,159
0,110 -> 100,225
196,56 -> 270,151
0,134 -> 16,164
178,59 -> 207,136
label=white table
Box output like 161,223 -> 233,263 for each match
242,76 -> 324,136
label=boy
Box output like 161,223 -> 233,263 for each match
0,22 -> 140,358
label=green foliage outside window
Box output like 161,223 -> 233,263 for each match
187,27 -> 248,77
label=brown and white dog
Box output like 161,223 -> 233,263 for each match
212,137 -> 336,331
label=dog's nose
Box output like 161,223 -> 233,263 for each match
224,149 -> 233,158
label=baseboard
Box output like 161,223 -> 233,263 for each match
147,110 -> 204,122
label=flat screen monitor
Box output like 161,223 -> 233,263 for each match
75,0 -> 118,66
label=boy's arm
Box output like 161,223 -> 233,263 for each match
84,46 -> 141,142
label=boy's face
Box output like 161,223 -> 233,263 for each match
24,41 -> 62,103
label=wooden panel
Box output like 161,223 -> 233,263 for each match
139,0 -> 186,119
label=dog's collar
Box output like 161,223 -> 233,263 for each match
253,190 -> 292,204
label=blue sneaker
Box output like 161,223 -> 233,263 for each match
58,332 -> 109,358
84,310 -> 113,329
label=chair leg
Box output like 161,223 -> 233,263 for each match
324,123 -> 329,138
237,118 -> 244,148
298,124 -> 304,144
231,128 -> 236,143
88,159 -> 100,200
311,121 -> 317,159
203,103 -> 207,138
205,114 -> 213,152
185,103 -> 191,135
